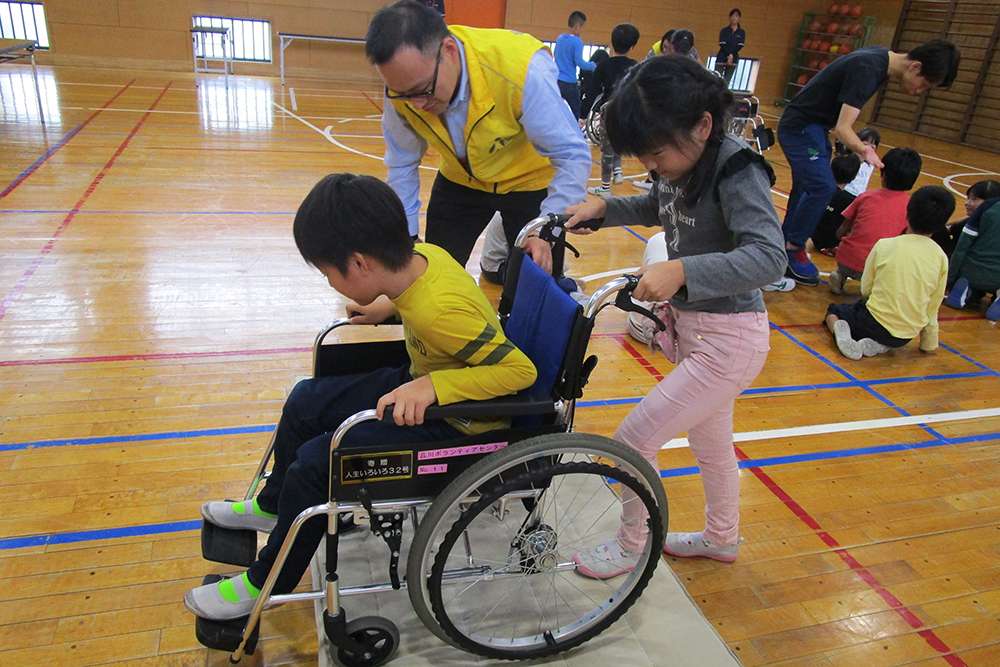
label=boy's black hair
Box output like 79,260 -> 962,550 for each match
831,154 -> 861,185
611,23 -> 640,55
880,147 -> 922,191
603,55 -> 733,208
968,179 -> 1000,201
907,39 -> 961,88
293,174 -> 414,274
670,29 -> 695,56
590,48 -> 610,64
729,8 -> 741,18
660,30 -> 675,50
857,127 -> 881,147
907,185 -> 955,234
569,11 -> 587,27
365,0 -> 449,65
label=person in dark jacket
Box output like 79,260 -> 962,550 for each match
715,9 -> 745,84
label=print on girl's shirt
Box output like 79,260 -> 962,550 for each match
658,182 -> 695,252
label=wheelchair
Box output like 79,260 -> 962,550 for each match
192,215 -> 670,666
584,93 -> 604,146
728,94 -> 774,154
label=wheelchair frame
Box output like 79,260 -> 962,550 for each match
193,216 -> 670,666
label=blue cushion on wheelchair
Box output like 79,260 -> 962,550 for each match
505,256 -> 581,399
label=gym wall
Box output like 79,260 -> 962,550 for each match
33,0 -> 904,105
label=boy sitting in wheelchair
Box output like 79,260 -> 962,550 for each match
184,173 -> 537,621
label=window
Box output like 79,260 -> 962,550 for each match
192,16 -> 271,63
0,1 -> 49,49
542,41 -> 607,65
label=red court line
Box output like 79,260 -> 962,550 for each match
0,346 -> 311,368
0,82 -> 172,324
734,448 -> 969,666
361,90 -> 384,114
618,331 -> 969,664
0,79 -> 135,200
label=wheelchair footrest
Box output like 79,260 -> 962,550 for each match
201,519 -> 257,567
194,575 -> 260,656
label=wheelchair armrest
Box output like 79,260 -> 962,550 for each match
420,394 -> 556,421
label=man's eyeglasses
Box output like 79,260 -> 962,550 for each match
385,42 -> 443,100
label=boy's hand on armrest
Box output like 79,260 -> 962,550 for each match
347,295 -> 394,324
377,375 -> 438,426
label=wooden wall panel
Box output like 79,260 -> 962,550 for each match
30,0 -> 908,103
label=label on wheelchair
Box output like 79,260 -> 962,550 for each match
340,451 -> 414,484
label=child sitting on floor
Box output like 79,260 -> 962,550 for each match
825,185 -> 954,360
810,153 -> 861,256
944,194 -> 1000,321
829,147 -> 922,294
184,173 -> 536,621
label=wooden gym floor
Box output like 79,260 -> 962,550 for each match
1,64 -> 998,667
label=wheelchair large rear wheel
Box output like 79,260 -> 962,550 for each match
406,433 -> 667,660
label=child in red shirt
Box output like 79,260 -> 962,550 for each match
829,147 -> 922,294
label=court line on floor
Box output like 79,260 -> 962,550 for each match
2,425 -> 997,553
1,79 -> 135,199
0,82 -> 173,325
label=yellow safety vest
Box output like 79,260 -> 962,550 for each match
389,25 -> 554,194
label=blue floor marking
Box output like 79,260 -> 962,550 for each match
2,123 -> 85,196
0,425 -> 274,452
6,429 -> 998,552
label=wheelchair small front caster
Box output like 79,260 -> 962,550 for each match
335,616 -> 400,667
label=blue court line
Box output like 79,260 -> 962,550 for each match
2,369 -> 994,453
661,430 -> 1000,479
0,425 -> 275,452
4,428 -> 998,552
0,520 -> 200,551
1,123 -> 85,197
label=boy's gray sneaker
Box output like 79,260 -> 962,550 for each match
612,169 -> 625,185
828,269 -> 845,295
184,573 -> 259,621
663,532 -> 743,563
832,319 -> 863,361
859,338 -> 890,357
202,500 -> 277,533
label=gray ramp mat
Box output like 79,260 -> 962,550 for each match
310,525 -> 742,667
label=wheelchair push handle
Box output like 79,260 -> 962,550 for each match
585,274 -> 666,332
513,213 -> 604,251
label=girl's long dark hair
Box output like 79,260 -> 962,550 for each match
603,55 -> 733,207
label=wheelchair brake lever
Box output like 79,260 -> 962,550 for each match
613,275 -> 666,331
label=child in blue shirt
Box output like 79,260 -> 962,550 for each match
554,11 -> 596,120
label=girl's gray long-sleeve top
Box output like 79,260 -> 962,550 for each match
602,134 -> 787,314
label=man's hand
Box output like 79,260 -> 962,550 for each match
564,199 -> 608,236
633,259 -> 686,302
376,375 -> 438,426
346,295 -> 394,324
524,236 -> 553,274
727,54 -> 734,65
861,144 -> 884,169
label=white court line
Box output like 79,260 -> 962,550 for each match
660,406 -> 1000,450
274,102 -> 436,170
289,87 -> 297,111
942,172 -> 997,199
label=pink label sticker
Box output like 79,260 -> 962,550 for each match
418,464 -> 448,475
418,441 -> 508,460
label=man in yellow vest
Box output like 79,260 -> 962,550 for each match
365,1 -> 591,277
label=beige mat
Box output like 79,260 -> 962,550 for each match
311,525 -> 742,667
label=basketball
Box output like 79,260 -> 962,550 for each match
840,4 -> 852,15
802,39 -> 813,50
797,74 -> 810,86
827,23 -> 839,34
839,44 -> 851,55
855,26 -> 865,39
852,5 -> 864,16
808,58 -> 820,70
819,61 -> 829,70
828,4 -> 840,15
841,24 -> 852,34
810,21 -> 823,33
819,41 -> 831,52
